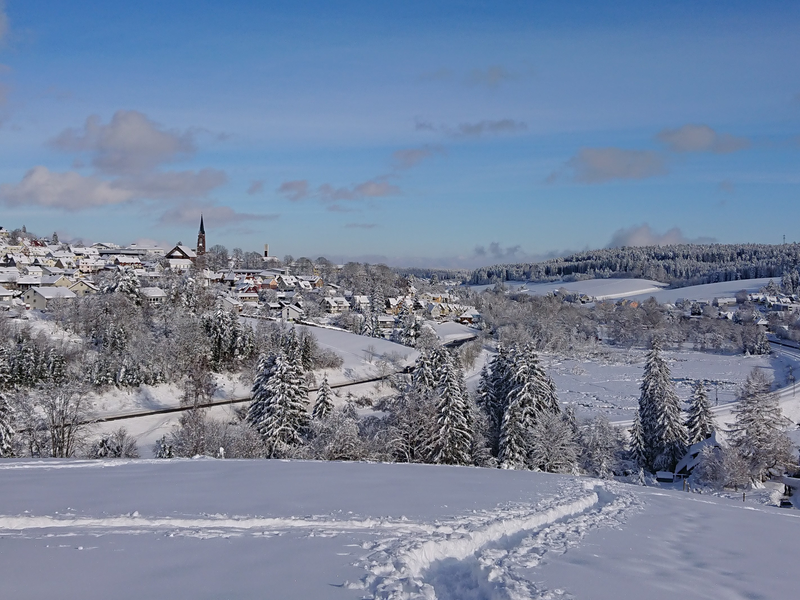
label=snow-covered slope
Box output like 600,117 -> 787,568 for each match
1,459 -> 797,599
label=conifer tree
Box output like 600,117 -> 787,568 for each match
0,393 -> 14,457
628,414 -> 647,467
312,374 -> 335,420
685,381 -> 715,445
247,352 -> 309,457
411,349 -> 437,393
637,339 -> 687,471
728,368 -> 794,482
430,350 -> 473,465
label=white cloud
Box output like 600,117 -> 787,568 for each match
0,166 -> 134,209
656,124 -> 750,154
279,178 -> 400,203
467,65 -> 515,87
1,111 -> 228,212
344,223 -> 378,229
247,180 -> 265,195
51,110 -> 196,175
451,119 -> 527,138
606,223 -> 716,248
392,145 -> 444,169
554,147 -> 667,184
158,202 -> 279,227
277,180 -> 310,201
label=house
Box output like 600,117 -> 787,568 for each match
221,296 -> 243,313
426,303 -> 443,319
140,287 -> 167,305
165,245 -> 197,262
0,285 -> 14,304
281,303 -> 304,322
458,308 -> 481,324
167,258 -> 194,271
39,275 -> 73,288
675,432 -> 722,476
324,296 -> 350,313
24,286 -> 76,310
69,279 -> 99,297
351,295 -> 370,312
16,275 -> 41,291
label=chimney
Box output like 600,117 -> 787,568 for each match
264,244 -> 269,258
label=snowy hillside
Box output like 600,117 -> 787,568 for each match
1,459 -> 797,599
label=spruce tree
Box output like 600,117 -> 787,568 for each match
628,414 -> 647,467
312,374 -> 335,420
430,350 -> 473,465
637,339 -> 687,471
685,381 -> 715,445
0,393 -> 14,457
247,352 -> 309,457
411,349 -> 436,393
728,368 -> 794,482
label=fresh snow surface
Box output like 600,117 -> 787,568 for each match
624,277 -> 778,304
467,277 -> 781,304
432,321 -> 479,344
540,344 -> 800,421
468,278 -> 669,300
1,459 -> 798,599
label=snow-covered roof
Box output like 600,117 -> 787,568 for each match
140,287 -> 167,298
28,286 -> 77,299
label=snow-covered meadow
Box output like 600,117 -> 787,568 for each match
467,277 -> 778,304
1,459 -> 798,599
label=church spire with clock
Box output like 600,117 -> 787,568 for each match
196,214 -> 206,256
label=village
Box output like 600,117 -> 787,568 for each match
0,220 -> 482,334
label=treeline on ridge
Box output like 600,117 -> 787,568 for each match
469,243 -> 800,286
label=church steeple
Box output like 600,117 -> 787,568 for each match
196,214 -> 206,256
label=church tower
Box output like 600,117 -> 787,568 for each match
196,214 -> 206,256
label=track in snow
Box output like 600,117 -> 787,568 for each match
0,476 -> 639,600
347,479 -> 640,600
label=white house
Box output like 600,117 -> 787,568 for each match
24,286 -> 76,310
140,287 -> 167,305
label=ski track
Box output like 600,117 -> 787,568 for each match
0,476 -> 639,600
347,479 -> 640,600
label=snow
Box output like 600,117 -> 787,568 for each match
431,321 -> 479,344
483,345 -> 800,422
625,277 -> 778,304
467,277 -> 779,304
468,278 -> 669,300
1,459 -> 798,599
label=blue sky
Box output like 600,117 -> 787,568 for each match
0,1 -> 798,267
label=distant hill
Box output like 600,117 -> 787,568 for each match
469,243 -> 800,288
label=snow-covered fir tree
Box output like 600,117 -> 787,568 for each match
247,352 -> 309,457
312,374 -> 335,420
203,307 -> 255,370
628,414 -> 647,467
0,393 -> 14,457
579,416 -> 622,478
498,346 -> 553,468
103,266 -> 141,302
685,380 -> 715,445
411,349 -> 437,393
430,350 -> 473,465
528,411 -> 578,473
728,368 -> 795,482
476,345 -> 512,456
0,346 -> 11,389
637,339 -> 688,471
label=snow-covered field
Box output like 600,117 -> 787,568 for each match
468,276 -> 778,304
1,459 -> 797,599
468,278 -> 669,300
538,345 -> 800,421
